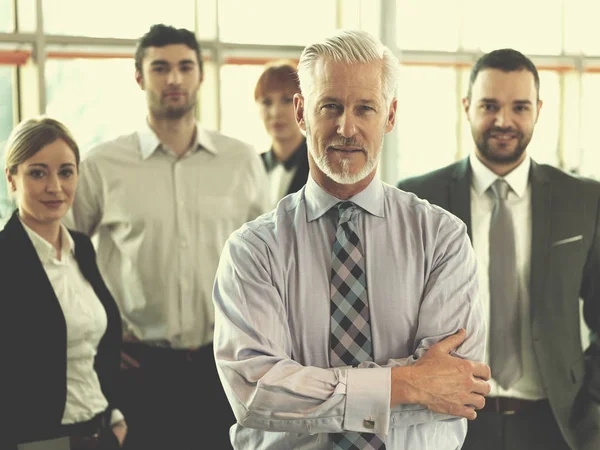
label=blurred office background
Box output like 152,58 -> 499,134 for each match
2,0 -> 600,182
0,0 -> 596,347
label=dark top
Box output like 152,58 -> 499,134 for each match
260,137 -> 310,197
0,211 -> 122,446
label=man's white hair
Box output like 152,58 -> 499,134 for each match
297,29 -> 400,104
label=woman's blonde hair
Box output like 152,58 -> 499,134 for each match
5,116 -> 80,175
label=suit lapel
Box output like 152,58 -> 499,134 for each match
5,213 -> 61,305
529,161 -> 551,321
449,158 -> 473,241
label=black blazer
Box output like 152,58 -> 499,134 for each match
398,158 -> 600,450
260,138 -> 310,197
0,211 -> 122,446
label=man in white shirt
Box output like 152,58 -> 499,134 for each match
398,49 -> 600,450
67,24 -> 268,450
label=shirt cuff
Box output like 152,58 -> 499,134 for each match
344,367 -> 391,435
110,408 -> 125,425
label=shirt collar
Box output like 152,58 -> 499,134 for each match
469,153 -> 531,198
137,119 -> 218,160
20,219 -> 75,263
305,174 -> 385,222
264,138 -> 307,172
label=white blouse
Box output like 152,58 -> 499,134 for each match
21,220 -> 111,424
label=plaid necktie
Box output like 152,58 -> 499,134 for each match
330,202 -> 386,450
489,179 -> 522,389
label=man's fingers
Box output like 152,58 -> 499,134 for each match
471,376 -> 491,396
471,361 -> 491,381
432,328 -> 467,354
465,393 -> 486,410
431,404 -> 477,420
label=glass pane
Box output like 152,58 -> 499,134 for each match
580,73 -> 600,179
561,72 -> 582,172
0,0 -> 13,32
0,66 -> 13,143
42,0 -> 194,38
396,66 -> 458,179
396,0 -> 459,51
527,71 -> 560,166
16,0 -> 35,32
340,0 -> 381,37
565,0 -> 600,55
197,0 -> 217,41
45,58 -> 147,155
462,0 -> 562,55
218,0 -> 336,45
459,66 -> 473,157
0,66 -> 15,222
220,64 -> 270,153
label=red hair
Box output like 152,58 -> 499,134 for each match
254,60 -> 300,101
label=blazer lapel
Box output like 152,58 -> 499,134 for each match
529,161 -> 551,321
449,158 -> 473,241
5,213 -> 57,295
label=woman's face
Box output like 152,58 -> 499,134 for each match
257,89 -> 302,141
6,138 -> 78,229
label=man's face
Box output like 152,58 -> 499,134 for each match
136,44 -> 202,120
464,68 -> 542,170
294,59 -> 396,186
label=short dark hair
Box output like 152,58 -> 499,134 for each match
135,24 -> 203,76
467,48 -> 540,102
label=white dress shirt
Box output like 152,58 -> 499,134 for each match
21,221 -> 110,424
67,121 -> 269,349
268,164 -> 298,209
469,154 -> 546,399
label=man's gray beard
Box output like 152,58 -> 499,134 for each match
313,151 -> 380,185
305,120 -> 382,185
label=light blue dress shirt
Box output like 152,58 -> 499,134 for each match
213,176 -> 486,450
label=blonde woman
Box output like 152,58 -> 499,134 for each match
1,117 -> 126,450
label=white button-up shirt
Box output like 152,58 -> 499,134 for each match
67,121 -> 269,348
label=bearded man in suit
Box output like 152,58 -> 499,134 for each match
397,48 -> 600,450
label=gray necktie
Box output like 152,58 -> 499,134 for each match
489,179 -> 522,389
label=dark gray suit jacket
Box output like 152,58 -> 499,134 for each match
397,157 -> 600,450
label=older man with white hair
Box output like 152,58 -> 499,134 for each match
213,30 -> 491,449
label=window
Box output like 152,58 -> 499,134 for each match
218,0 -> 336,45
527,71 -> 560,166
396,65 -> 458,179
0,66 -> 14,143
219,64 -> 270,152
0,0 -> 13,32
564,0 -> 600,55
42,0 -> 194,38
462,0 -> 562,55
0,65 -> 14,221
45,58 -> 146,154
396,0 -> 459,51
579,73 -> 600,179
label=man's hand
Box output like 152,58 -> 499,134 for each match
390,328 -> 491,420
